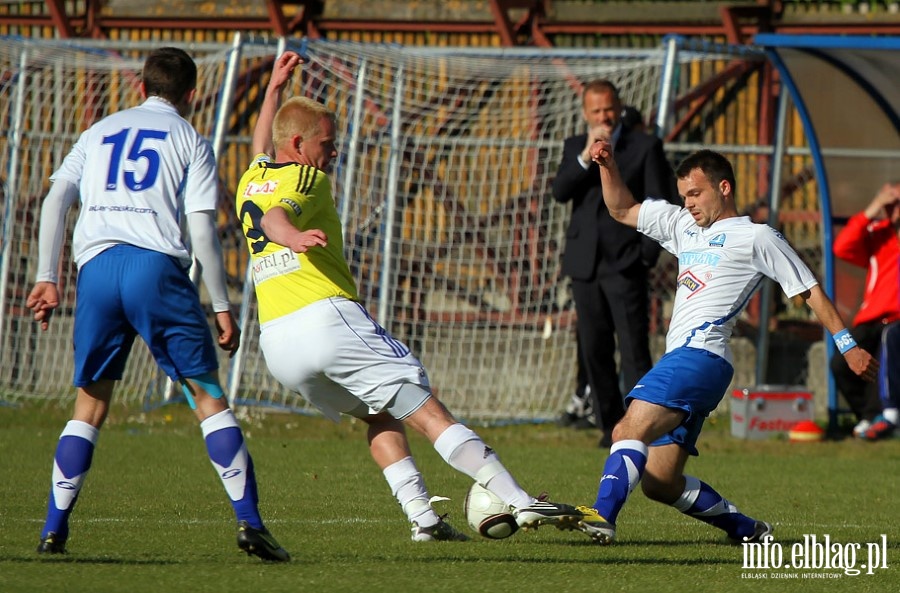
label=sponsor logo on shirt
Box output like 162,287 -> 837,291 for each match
679,251 -> 722,266
87,205 -> 158,215
251,245 -> 301,284
677,270 -> 707,298
242,180 -> 279,196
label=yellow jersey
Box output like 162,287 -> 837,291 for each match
235,155 -> 358,323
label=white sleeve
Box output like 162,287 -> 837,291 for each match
187,210 -> 231,313
36,180 -> 79,283
182,137 -> 221,214
637,198 -> 684,256
752,225 -> 819,297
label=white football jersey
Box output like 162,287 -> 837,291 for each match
51,97 -> 219,269
638,199 -> 818,364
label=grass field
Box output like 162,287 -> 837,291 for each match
1,403 -> 897,593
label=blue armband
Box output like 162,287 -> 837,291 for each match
833,329 -> 857,354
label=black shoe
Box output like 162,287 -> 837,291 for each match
411,516 -> 470,541
237,521 -> 290,562
557,411 -> 579,427
573,415 -> 597,430
728,521 -> 774,544
37,532 -> 67,554
514,500 -> 584,530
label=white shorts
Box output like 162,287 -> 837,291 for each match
259,297 -> 431,421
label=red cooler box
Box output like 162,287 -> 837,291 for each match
730,385 -> 814,439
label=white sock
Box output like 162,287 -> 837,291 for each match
433,424 -> 533,509
383,457 -> 439,526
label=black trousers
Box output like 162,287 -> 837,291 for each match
570,265 -> 653,433
829,320 -> 887,422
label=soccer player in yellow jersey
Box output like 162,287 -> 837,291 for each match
236,51 -> 583,541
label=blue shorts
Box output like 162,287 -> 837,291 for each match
625,347 -> 734,455
73,244 -> 219,386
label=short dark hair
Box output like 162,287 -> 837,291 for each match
582,79 -> 620,104
675,149 -> 736,194
142,47 -> 197,104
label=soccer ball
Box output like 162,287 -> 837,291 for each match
464,482 -> 519,539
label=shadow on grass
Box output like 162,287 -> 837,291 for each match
2,555 -> 182,565
360,552 -> 738,567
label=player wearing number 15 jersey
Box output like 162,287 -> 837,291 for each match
27,47 -> 287,561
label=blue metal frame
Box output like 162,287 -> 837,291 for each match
753,34 -> 900,52
753,33 -> 900,432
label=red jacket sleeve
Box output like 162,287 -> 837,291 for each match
833,213 -> 874,268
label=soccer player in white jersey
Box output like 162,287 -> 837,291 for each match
572,143 -> 878,545
235,51 -> 582,541
26,47 -> 288,561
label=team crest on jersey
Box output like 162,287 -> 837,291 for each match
243,180 -> 279,196
683,229 -> 698,238
677,270 -> 706,298
708,233 -> 726,247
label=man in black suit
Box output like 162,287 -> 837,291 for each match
552,80 -> 678,448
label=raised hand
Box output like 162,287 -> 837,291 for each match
270,51 -> 303,91
589,140 -> 615,168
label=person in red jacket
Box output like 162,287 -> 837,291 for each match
831,181 -> 900,439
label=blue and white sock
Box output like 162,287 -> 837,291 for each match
593,439 -> 647,524
42,420 -> 99,540
200,409 -> 262,529
672,475 -> 758,539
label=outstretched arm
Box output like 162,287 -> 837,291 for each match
251,51 -> 303,158
588,140 -> 642,228
801,284 -> 878,381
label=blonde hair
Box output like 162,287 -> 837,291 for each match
272,96 -> 335,149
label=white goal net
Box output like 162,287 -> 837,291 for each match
1,36 -> 750,423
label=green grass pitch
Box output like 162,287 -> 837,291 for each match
1,403 -> 897,593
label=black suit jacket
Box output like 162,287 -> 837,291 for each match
551,127 -> 678,280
